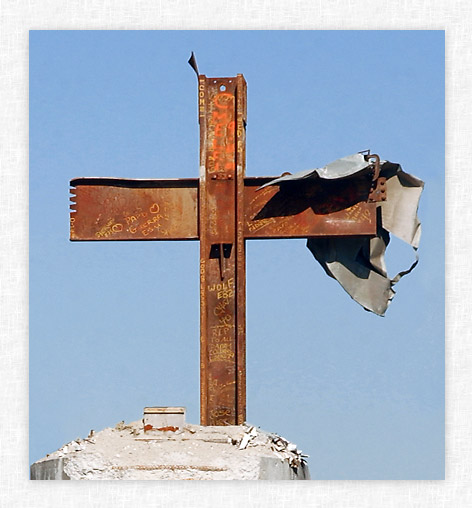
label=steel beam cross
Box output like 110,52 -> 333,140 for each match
70,73 -> 379,426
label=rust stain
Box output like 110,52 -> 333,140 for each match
156,426 -> 179,432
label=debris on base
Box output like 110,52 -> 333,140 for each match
31,420 -> 310,480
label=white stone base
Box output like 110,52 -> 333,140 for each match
31,421 -> 310,480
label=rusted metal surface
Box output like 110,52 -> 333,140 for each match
365,154 -> 387,203
68,72 -> 389,428
244,177 -> 377,238
70,178 -> 198,241
198,75 -> 246,425
235,75 -> 247,427
368,176 -> 387,202
69,173 -> 378,243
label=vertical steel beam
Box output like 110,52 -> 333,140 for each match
235,74 -> 247,425
198,75 -> 246,425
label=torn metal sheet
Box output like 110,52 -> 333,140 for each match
258,152 -> 371,189
239,426 -> 258,450
188,51 -> 199,76
377,162 -> 423,248
307,158 -> 424,316
263,153 -> 424,316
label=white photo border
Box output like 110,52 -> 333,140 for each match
2,1 -> 464,506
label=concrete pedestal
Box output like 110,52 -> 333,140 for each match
31,421 -> 310,480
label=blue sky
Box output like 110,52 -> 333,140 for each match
29,30 -> 444,479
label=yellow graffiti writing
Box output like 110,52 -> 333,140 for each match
209,343 -> 235,362
211,323 -> 235,338
344,204 -> 371,223
208,278 -> 234,299
123,207 -> 147,228
95,219 -> 115,238
209,407 -> 232,420
140,214 -> 163,236
198,81 -> 205,116
247,217 -> 277,233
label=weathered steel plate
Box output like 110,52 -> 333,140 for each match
70,176 -> 377,242
243,177 -> 377,238
70,178 -> 198,241
198,75 -> 244,426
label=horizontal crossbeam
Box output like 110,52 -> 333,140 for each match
70,177 -> 376,241
70,178 -> 199,241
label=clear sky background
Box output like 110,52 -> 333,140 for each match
29,30 -> 444,479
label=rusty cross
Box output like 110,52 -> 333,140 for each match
70,73 -> 382,426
